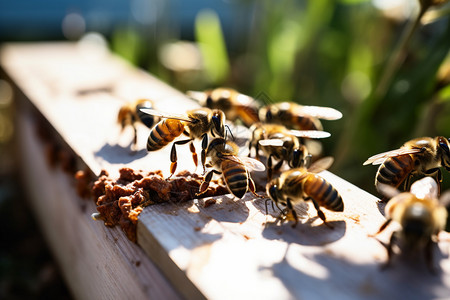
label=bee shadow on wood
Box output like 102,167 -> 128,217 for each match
260,249 -> 448,299
94,143 -> 147,164
194,195 -> 250,224
255,199 -> 347,246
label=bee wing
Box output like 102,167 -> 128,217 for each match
410,177 -> 439,200
377,183 -> 401,199
240,156 -> 266,172
139,108 -> 192,122
307,156 -> 334,173
258,139 -> 284,147
363,148 -> 423,166
224,155 -> 266,172
186,90 -> 207,103
289,129 -> 331,139
293,105 -> 343,120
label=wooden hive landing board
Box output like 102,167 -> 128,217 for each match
2,42 -> 450,300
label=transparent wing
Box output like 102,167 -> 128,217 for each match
139,108 -> 192,122
290,129 -> 331,139
410,177 -> 439,200
258,139 -> 284,147
377,183 -> 400,199
307,156 -> 334,174
363,148 -> 423,166
225,155 -> 266,172
293,105 -> 343,120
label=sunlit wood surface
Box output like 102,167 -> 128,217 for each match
2,42 -> 450,300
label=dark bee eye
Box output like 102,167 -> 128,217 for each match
265,110 -> 273,121
439,139 -> 450,154
268,184 -> 278,202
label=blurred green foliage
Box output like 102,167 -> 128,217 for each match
109,0 -> 450,194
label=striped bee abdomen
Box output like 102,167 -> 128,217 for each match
147,119 -> 184,151
221,160 -> 248,199
375,155 -> 415,188
304,174 -> 344,212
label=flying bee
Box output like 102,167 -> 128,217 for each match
363,136 -> 450,200
140,107 -> 228,178
259,102 -> 343,131
187,88 -> 260,128
266,157 -> 344,228
117,99 -> 160,149
248,123 -> 331,181
372,177 -> 449,272
196,137 -> 266,199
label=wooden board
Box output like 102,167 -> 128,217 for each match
3,42 -> 450,300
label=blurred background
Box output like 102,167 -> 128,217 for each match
1,0 -> 450,298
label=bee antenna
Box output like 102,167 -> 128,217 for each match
225,125 -> 235,140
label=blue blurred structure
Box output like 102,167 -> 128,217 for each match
0,0 -> 244,41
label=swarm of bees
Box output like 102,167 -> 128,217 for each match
371,177 -> 449,272
113,87 -> 450,273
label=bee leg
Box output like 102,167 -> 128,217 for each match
168,139 -> 193,179
267,155 -> 273,181
196,169 -> 222,197
189,141 -> 198,171
308,197 -> 333,229
132,125 -> 138,151
286,198 -> 298,227
248,176 -> 264,198
200,134 -> 208,174
370,218 -> 392,237
381,232 -> 398,270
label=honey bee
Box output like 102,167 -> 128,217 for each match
196,137 -> 266,199
140,107 -> 227,178
363,136 -> 450,200
117,99 -> 160,149
249,123 -> 331,180
372,177 -> 448,272
266,157 -> 344,228
259,102 -> 343,131
187,88 -> 260,127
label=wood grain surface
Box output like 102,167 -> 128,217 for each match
3,42 -> 450,300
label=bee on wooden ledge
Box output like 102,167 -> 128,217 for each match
370,177 -> 449,273
364,136 -> 450,201
196,137 -> 266,199
140,107 -> 230,179
265,157 -> 344,228
117,99 -> 160,151
248,122 -> 331,181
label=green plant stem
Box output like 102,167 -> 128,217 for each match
374,5 -> 429,100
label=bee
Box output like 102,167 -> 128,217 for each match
196,137 -> 266,199
372,177 -> 448,272
258,102 -> 343,131
140,107 -> 227,178
248,123 -> 331,180
363,136 -> 450,200
117,99 -> 160,149
187,88 -> 260,127
266,157 -> 344,228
